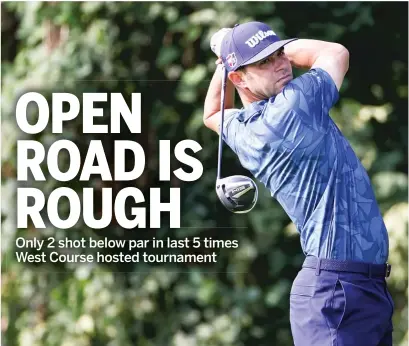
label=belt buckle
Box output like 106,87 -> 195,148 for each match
386,263 -> 392,278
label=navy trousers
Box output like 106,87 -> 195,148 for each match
290,256 -> 394,346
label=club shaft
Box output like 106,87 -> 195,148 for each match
217,66 -> 228,180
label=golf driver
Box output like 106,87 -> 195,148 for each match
215,66 -> 258,213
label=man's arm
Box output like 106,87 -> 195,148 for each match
203,65 -> 236,133
284,39 -> 349,91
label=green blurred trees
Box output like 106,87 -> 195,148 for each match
1,2 -> 407,346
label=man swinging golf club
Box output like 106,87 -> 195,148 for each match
203,21 -> 394,345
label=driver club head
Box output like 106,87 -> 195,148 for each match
216,175 -> 258,213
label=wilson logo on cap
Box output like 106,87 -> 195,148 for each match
245,30 -> 276,48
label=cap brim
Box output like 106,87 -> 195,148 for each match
242,38 -> 298,67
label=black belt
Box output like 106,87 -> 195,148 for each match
303,256 -> 391,278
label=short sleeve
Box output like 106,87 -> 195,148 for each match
279,68 -> 340,132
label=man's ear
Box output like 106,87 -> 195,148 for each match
229,71 -> 247,88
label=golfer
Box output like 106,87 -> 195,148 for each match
203,21 -> 394,345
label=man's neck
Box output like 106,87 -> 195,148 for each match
238,88 -> 263,107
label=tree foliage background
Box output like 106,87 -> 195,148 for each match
1,2 -> 408,346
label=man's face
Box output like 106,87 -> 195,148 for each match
235,48 -> 293,99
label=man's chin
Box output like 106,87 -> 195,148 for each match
279,74 -> 293,84
278,76 -> 293,91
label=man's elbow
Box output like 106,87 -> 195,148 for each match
333,44 -> 350,72
203,116 -> 211,130
203,111 -> 219,133
203,111 -> 213,129
340,46 -> 350,72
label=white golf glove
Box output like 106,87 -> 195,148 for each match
210,28 -> 232,57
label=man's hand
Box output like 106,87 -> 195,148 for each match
210,28 -> 232,57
